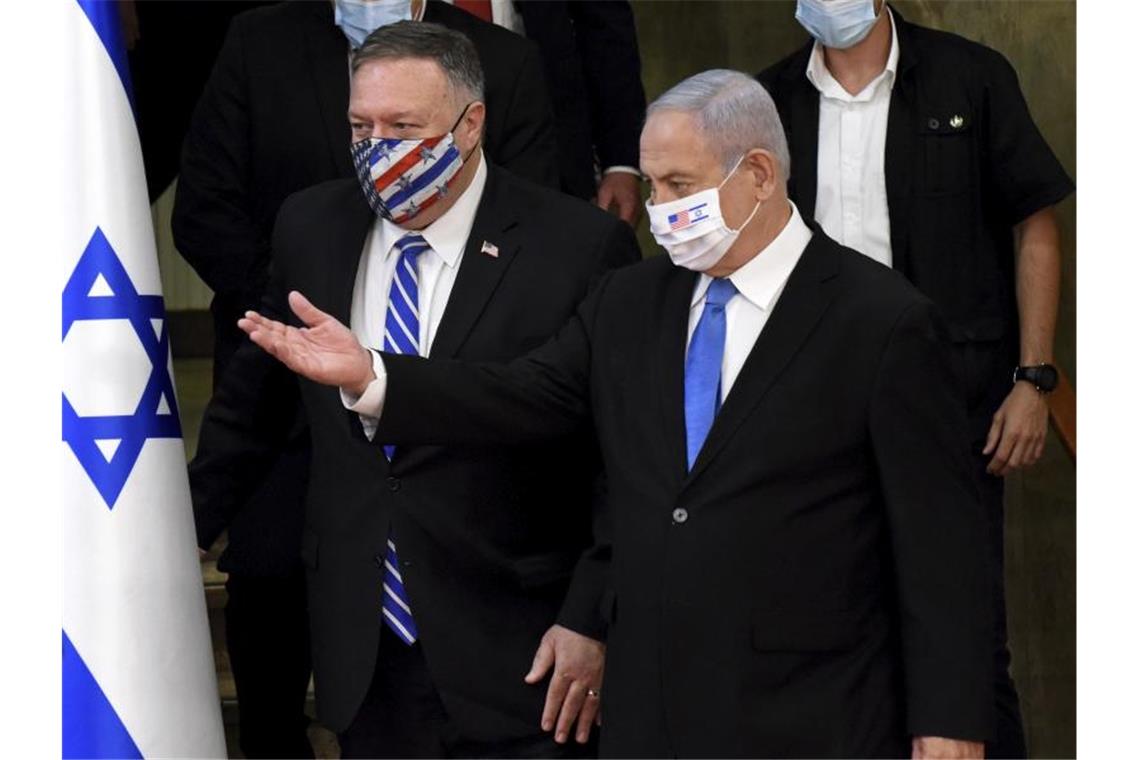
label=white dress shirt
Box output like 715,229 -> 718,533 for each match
687,202 -> 814,404
342,153 -> 488,435
807,7 -> 899,268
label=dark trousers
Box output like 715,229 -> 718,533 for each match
225,571 -> 314,759
340,625 -> 598,759
978,460 -> 1029,759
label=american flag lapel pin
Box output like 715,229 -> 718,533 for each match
480,240 -> 500,258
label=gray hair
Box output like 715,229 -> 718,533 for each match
647,69 -> 791,178
351,20 -> 485,104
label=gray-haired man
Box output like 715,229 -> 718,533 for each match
237,68 -> 993,758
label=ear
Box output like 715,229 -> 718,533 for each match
457,101 -> 486,151
743,148 -> 779,202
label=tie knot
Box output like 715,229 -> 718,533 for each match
705,278 -> 737,308
395,233 -> 430,264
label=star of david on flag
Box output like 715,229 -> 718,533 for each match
63,227 -> 182,509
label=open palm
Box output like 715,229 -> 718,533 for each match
238,291 -> 374,393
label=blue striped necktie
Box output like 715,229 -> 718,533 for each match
684,278 -> 737,470
380,232 -> 430,644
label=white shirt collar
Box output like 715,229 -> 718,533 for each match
692,201 -> 813,312
379,150 -> 487,268
805,6 -> 899,103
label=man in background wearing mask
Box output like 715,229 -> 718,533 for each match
237,69 -> 993,759
174,2 -> 559,755
760,3 -> 1075,756
192,21 -> 638,758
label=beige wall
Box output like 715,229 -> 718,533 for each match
629,1 -> 1076,756
152,179 -> 213,311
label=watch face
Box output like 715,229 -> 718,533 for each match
1036,364 -> 1059,391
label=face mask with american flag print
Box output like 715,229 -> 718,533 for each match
351,103 -> 474,225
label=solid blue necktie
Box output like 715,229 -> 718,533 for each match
380,233 -> 429,644
684,278 -> 737,471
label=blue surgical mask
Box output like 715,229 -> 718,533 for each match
795,0 -> 880,50
334,0 -> 414,50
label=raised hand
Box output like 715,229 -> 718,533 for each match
238,291 -> 375,395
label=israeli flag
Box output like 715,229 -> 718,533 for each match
60,0 -> 225,756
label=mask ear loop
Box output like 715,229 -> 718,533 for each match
450,101 -> 483,162
717,152 -> 750,189
719,152 -> 762,234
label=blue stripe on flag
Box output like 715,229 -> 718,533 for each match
63,631 -> 142,760
76,0 -> 136,114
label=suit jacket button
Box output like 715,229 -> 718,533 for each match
672,507 -> 689,524
387,476 -> 400,492
927,117 -> 940,130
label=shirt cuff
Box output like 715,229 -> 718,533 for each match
340,349 -> 388,440
602,165 -> 641,178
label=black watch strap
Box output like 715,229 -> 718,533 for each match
1012,363 -> 1059,393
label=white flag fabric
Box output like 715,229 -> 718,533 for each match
60,0 -> 225,756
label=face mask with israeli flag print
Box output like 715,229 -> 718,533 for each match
351,103 -> 474,225
645,153 -> 761,272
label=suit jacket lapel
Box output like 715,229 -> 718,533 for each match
682,233 -> 840,487
429,166 -> 522,360
303,3 -> 354,178
884,5 -> 919,279
657,266 -> 699,482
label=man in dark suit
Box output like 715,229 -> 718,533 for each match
192,21 -> 639,759
173,3 -> 559,755
241,69 -> 993,758
512,1 -> 648,224
758,5 -> 1075,756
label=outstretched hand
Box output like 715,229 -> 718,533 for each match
238,291 -> 375,395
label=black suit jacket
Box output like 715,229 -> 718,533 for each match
758,7 -> 1074,440
173,0 -> 560,575
191,165 -> 640,737
514,1 -> 646,199
376,229 -> 993,757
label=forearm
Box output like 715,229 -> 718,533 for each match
1014,206 -> 1062,365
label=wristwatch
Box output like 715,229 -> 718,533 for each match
1012,363 -> 1059,393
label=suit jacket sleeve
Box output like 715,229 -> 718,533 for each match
554,473 -> 613,641
491,40 -> 562,189
188,237 -> 299,551
171,14 -> 268,300
979,47 -> 1075,225
376,274 -> 608,447
868,299 -> 993,741
565,1 -> 646,170
554,218 -> 638,641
